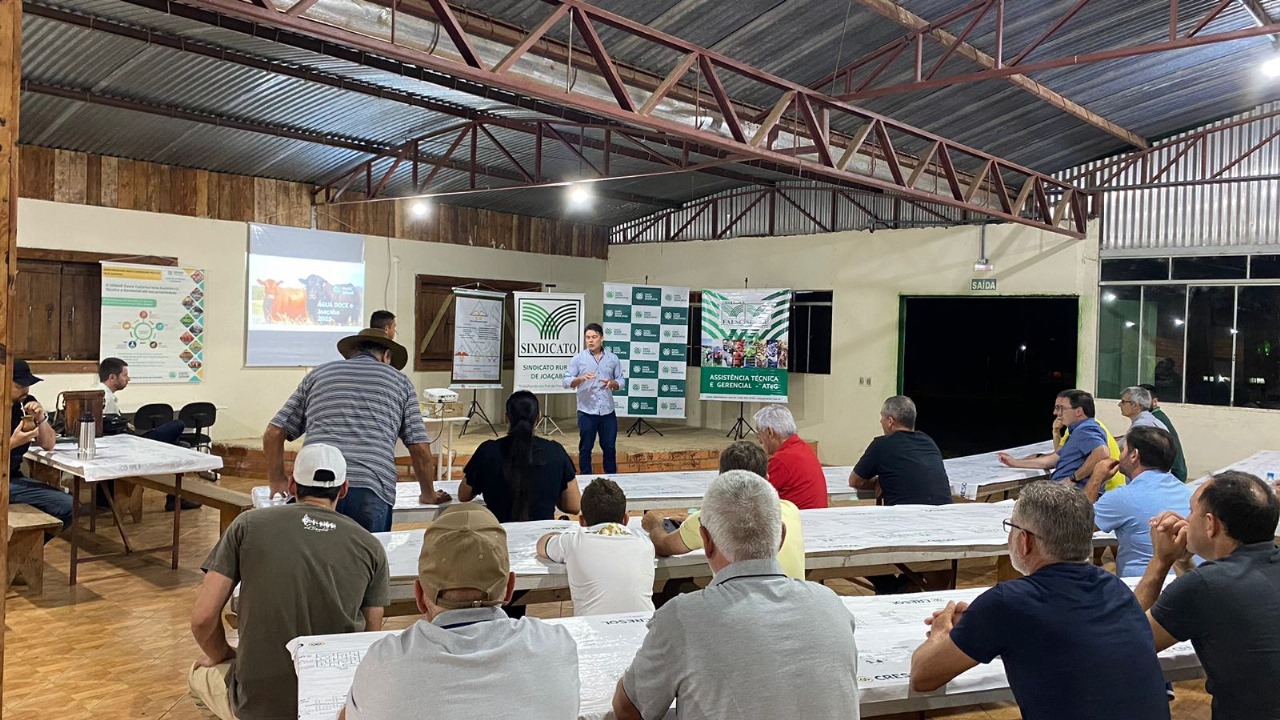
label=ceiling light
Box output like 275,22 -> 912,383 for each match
1172,317 -> 1184,326
1019,344 -> 1027,351
410,200 -> 429,218
1103,292 -> 1117,303
1263,55 -> 1280,78
567,183 -> 593,209
1124,321 -> 1136,328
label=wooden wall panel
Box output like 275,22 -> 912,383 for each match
17,145 -> 610,260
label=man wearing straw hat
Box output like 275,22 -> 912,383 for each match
264,328 -> 451,533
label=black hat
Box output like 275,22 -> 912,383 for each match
13,360 -> 42,386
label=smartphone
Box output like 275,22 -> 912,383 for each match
662,518 -> 682,533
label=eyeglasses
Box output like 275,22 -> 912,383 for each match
1051,405 -> 1072,414
1118,399 -> 1135,406
1002,519 -> 1035,536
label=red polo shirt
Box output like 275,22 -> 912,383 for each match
767,434 -> 828,509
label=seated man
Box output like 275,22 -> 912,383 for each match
641,440 -> 805,580
614,470 -> 859,720
189,444 -> 389,720
1118,385 -> 1167,443
851,395 -> 953,594
537,477 -> 655,615
342,504 -> 579,719
910,481 -> 1170,719
998,389 -> 1122,490
753,404 -> 827,509
849,395 -> 951,506
369,310 -> 396,340
97,357 -> 198,510
1135,471 -> 1280,720
1084,426 -> 1190,578
1139,383 -> 1188,482
8,360 -> 72,533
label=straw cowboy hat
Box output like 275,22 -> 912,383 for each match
337,328 -> 409,370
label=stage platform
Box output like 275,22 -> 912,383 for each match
213,422 -> 752,480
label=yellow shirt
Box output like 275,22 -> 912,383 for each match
1060,420 -> 1127,491
678,499 -> 805,580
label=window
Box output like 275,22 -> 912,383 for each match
1097,286 -> 1141,399
414,275 -> 540,372
686,290 -> 833,375
14,259 -> 102,362
1143,286 -> 1187,403
1183,287 -> 1236,406
1172,255 -> 1247,280
1100,258 -> 1169,282
1234,287 -> 1280,409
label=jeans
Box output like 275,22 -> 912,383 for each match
144,420 -> 186,445
336,486 -> 393,533
577,411 -> 618,475
10,476 -> 74,538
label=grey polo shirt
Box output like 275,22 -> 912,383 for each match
621,558 -> 860,720
344,606 -> 580,720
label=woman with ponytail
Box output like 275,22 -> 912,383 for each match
460,391 -> 580,522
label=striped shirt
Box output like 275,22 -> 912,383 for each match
270,353 -> 428,506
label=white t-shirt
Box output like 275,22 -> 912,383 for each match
544,522 -> 656,616
345,607 -> 579,720
95,382 -> 120,416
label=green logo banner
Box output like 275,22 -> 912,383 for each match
604,283 -> 689,418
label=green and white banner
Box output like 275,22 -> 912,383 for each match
514,291 -> 583,394
699,288 -> 791,402
603,283 -> 689,418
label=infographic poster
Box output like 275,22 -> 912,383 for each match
100,262 -> 207,383
451,289 -> 505,389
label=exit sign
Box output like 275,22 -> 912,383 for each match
971,278 -> 997,291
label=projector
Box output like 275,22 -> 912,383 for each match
424,388 -> 459,404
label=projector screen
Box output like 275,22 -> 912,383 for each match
246,224 -> 366,367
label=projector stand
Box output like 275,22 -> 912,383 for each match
459,390 -> 498,438
726,402 -> 755,441
538,394 -> 564,436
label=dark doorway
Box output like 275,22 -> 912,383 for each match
900,296 -> 1079,457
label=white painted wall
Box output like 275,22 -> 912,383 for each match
608,222 -> 1102,465
16,199 -> 605,441
1095,401 -> 1280,479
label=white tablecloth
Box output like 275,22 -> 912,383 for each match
290,581 -> 1200,720
24,434 -> 223,482
256,440 -> 1058,518
378,502 -> 1113,598
1190,450 -> 1280,534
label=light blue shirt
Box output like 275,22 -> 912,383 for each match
1094,469 -> 1192,577
563,349 -> 625,416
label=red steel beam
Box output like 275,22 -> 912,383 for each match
170,0 -> 1085,237
844,3 -> 1280,100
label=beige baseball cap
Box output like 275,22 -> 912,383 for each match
418,504 -> 510,609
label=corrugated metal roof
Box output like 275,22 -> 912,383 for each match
16,0 -> 1280,229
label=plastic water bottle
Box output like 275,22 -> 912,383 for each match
76,411 -> 96,460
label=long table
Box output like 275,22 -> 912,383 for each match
25,434 -> 224,584
290,581 -> 1202,720
377,502 -> 1114,603
254,440 -> 1056,522
1192,450 -> 1280,535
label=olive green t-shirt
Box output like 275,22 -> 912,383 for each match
202,503 -> 389,720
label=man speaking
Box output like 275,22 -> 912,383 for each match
564,323 -> 625,474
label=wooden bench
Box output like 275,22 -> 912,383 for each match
115,476 -> 254,534
8,504 -> 64,594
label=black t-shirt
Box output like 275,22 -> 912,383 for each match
463,435 -> 575,523
9,395 -> 35,480
852,430 -> 952,506
1152,542 -> 1280,720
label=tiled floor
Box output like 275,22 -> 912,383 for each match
3,476 -> 1212,719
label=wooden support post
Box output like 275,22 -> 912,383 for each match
0,0 -> 21,708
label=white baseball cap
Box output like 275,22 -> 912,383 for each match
293,444 -> 347,488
